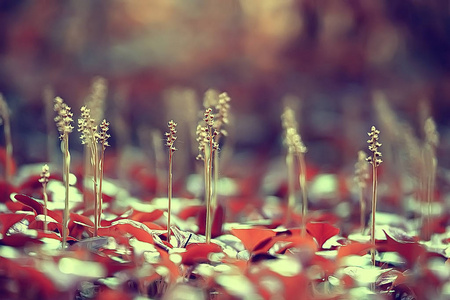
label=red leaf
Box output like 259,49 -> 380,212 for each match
0,233 -> 44,247
142,222 -> 164,230
377,230 -> 426,266
275,234 -> 318,254
0,257 -> 58,298
180,243 -> 222,266
178,205 -> 203,220
337,242 -> 372,260
68,213 -> 94,239
98,220 -> 154,244
14,194 -> 62,223
306,222 -> 340,249
28,218 -> 61,234
212,204 -> 225,238
197,205 -> 225,238
231,228 -> 277,252
130,209 -> 164,223
0,213 -> 28,235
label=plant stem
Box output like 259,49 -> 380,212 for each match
370,153 -> 378,267
212,149 -> 219,211
298,153 -> 307,235
167,150 -> 173,242
92,143 -> 99,237
62,136 -> 70,249
43,182 -> 48,233
83,147 -> 90,210
98,144 -> 106,235
359,187 -> 366,233
205,146 -> 212,244
208,142 -> 214,239
286,151 -> 295,225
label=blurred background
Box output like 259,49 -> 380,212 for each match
0,0 -> 449,171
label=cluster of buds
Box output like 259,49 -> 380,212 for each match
38,164 -> 50,184
366,126 -> 382,167
165,120 -> 177,152
281,107 -> 307,155
281,107 -> 298,132
196,108 -> 219,160
203,89 -> 220,108
78,106 -> 99,145
99,119 -> 110,147
214,92 -> 231,136
86,77 -> 108,123
54,97 -> 74,139
354,150 -> 369,188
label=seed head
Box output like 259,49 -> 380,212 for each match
99,119 -> 110,147
203,89 -> 220,108
85,77 -> 107,123
166,120 -> 177,152
204,108 -> 214,127
366,126 -> 382,167
281,106 -> 306,155
214,92 -> 231,136
54,97 -> 74,139
196,108 -> 219,160
281,107 -> 298,133
78,106 -> 98,145
38,164 -> 50,184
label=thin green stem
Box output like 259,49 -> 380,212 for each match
208,142 -> 214,241
286,151 -> 295,225
98,144 -> 106,234
62,135 -> 70,249
167,151 -> 173,242
92,143 -> 99,237
359,187 -> 366,233
43,183 -> 48,233
205,146 -> 212,244
83,147 -> 90,209
298,153 -> 307,235
370,155 -> 378,267
212,150 -> 219,211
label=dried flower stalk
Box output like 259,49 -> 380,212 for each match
78,106 -> 100,236
98,119 -> 110,234
197,108 -> 219,243
39,164 -> 50,232
82,77 -> 107,208
211,92 -> 231,210
54,97 -> 73,248
366,126 -> 382,266
165,120 -> 177,243
0,94 -> 13,182
281,107 -> 307,232
85,77 -> 108,122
